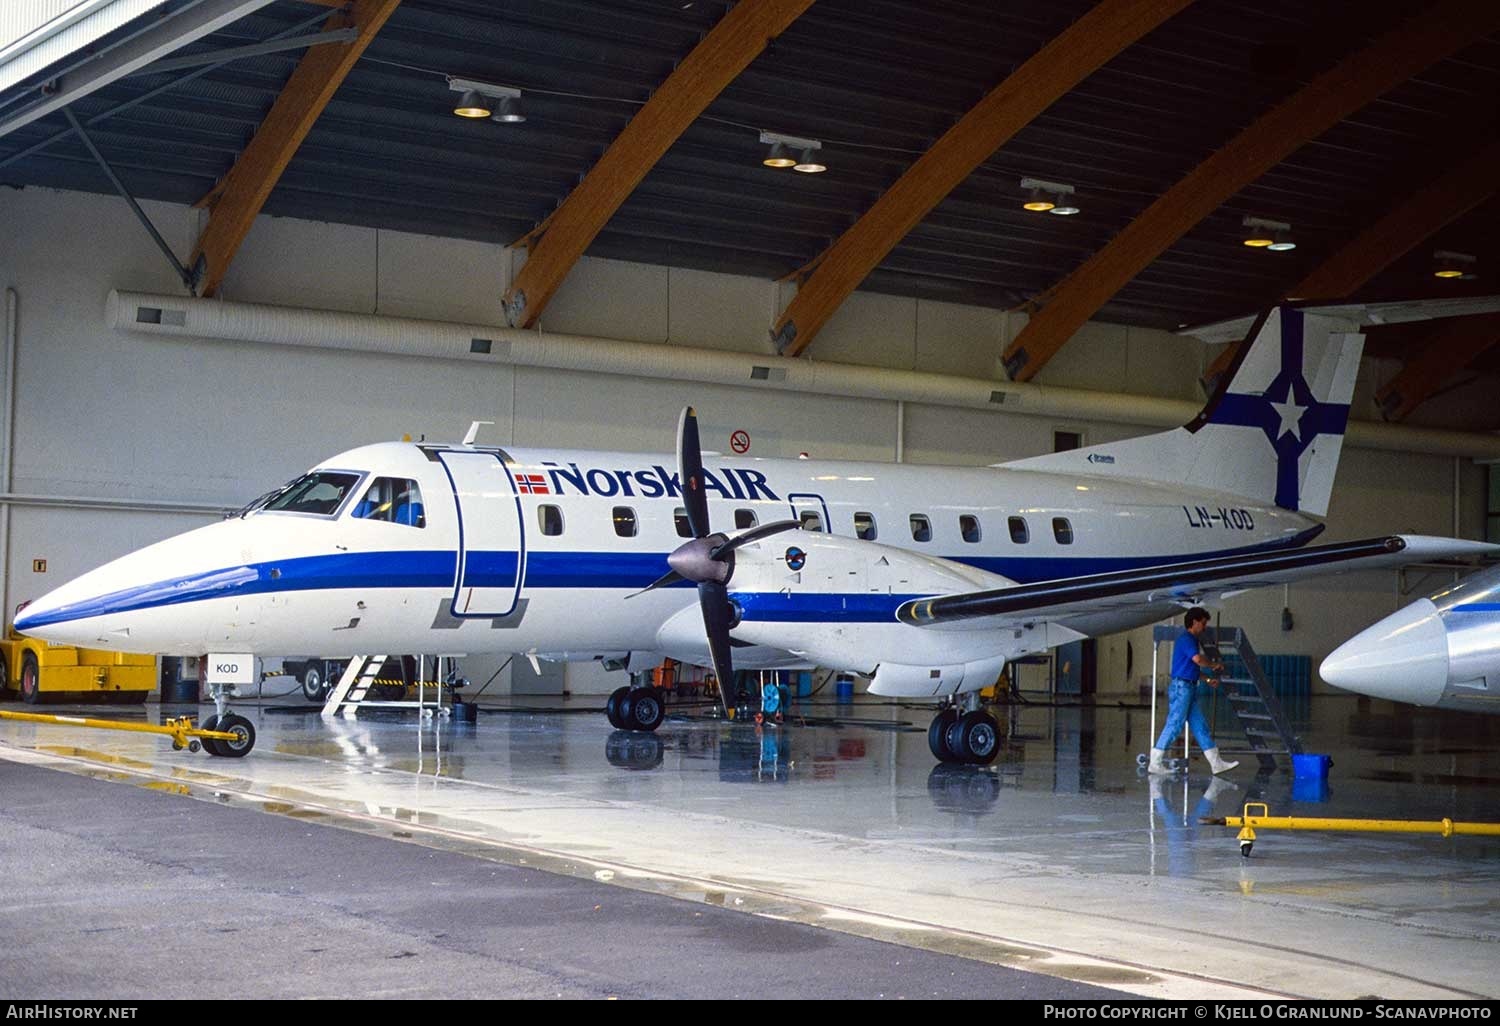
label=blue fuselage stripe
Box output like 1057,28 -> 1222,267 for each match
15,536 -> 1313,631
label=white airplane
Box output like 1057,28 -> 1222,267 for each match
15,301 -> 1498,762
1321,563 -> 1500,713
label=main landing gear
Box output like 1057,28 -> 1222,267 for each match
928,696 -> 1000,765
605,684 -> 666,732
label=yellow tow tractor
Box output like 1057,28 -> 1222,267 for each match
0,610 -> 156,705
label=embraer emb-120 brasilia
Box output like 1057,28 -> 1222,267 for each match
17,300 -> 1498,762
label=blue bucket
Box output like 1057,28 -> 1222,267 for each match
834,676 -> 854,701
1292,753 -> 1332,780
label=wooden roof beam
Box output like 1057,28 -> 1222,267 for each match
502,0 -> 815,330
1003,0 -> 1500,383
1374,313 -> 1500,422
191,0 -> 401,297
771,0 -> 1193,358
1197,137 -> 1500,393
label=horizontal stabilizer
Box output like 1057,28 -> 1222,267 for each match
1180,295 -> 1500,346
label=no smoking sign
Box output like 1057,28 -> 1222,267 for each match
730,429 -> 751,454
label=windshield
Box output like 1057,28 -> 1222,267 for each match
259,471 -> 363,517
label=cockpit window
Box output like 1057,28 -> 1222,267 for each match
261,471 -> 362,517
350,477 -> 426,528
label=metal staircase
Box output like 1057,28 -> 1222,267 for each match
321,655 -> 390,719
1202,626 -> 1303,771
321,655 -> 454,720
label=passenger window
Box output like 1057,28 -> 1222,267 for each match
349,476 -> 425,528
799,510 -> 824,532
1008,516 -> 1029,544
266,471 -> 362,517
613,506 -> 637,538
735,509 -> 758,530
538,504 -> 564,536
1053,517 -> 1074,545
909,514 -> 932,543
674,507 -> 692,538
854,511 -> 878,541
960,514 -> 981,544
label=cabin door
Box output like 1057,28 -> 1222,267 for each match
438,450 -> 526,617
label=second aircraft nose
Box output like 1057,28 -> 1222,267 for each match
1320,598 -> 1450,707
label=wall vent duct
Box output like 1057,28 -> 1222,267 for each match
104,290 -> 1500,460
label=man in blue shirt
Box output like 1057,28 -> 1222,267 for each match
1148,607 -> 1239,775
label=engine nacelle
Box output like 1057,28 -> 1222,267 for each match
725,531 -> 1023,680
867,655 -> 1010,698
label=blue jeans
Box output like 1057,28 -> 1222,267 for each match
1156,678 -> 1215,751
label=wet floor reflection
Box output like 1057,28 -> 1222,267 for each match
10,692 -> 1500,859
8,691 -> 1500,998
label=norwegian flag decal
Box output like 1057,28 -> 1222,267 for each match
517,473 -> 549,495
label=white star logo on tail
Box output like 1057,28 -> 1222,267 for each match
1268,386 -> 1306,442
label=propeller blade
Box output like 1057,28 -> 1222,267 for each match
677,406 -> 711,539
699,580 -> 737,716
709,519 -> 801,559
626,569 -> 684,598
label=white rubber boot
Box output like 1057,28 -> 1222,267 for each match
1147,748 -> 1171,775
1205,747 -> 1239,774
1149,774 -> 1167,803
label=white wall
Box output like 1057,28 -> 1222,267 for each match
0,185 -> 1487,697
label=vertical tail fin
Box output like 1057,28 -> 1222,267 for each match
1002,304 -> 1361,516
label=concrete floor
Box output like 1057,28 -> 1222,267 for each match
2,689 -> 1497,999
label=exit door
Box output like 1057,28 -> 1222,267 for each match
438,450 -> 526,617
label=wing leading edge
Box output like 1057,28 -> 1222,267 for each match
896,535 -> 1498,630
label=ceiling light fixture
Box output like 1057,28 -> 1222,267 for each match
1266,228 -> 1297,252
760,131 -> 824,173
1433,250 -> 1477,280
452,89 -> 490,119
447,77 -> 524,123
762,141 -> 795,168
793,147 -> 826,174
1242,216 -> 1291,249
1020,177 -> 1076,214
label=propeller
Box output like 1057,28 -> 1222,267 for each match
633,407 -> 798,716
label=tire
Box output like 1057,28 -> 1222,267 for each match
199,714 -> 222,756
958,710 -> 1000,766
19,652 -> 41,705
210,713 -> 255,758
0,655 -> 9,697
605,686 -> 630,729
627,688 -> 665,732
929,709 -> 959,761
301,665 -> 326,702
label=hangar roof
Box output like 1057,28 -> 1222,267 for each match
1,1 -> 1497,375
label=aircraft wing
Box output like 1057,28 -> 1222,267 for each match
895,535 -> 1497,631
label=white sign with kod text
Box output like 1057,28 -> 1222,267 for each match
206,654 -> 256,684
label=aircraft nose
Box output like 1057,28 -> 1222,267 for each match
1320,597 -> 1449,706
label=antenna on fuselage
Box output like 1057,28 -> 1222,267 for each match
463,420 -> 494,446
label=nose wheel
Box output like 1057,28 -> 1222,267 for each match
201,712 -> 255,757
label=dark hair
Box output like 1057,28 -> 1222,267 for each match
1184,607 -> 1211,629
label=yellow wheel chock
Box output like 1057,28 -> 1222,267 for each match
0,708 -> 254,757
1204,802 -> 1500,857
